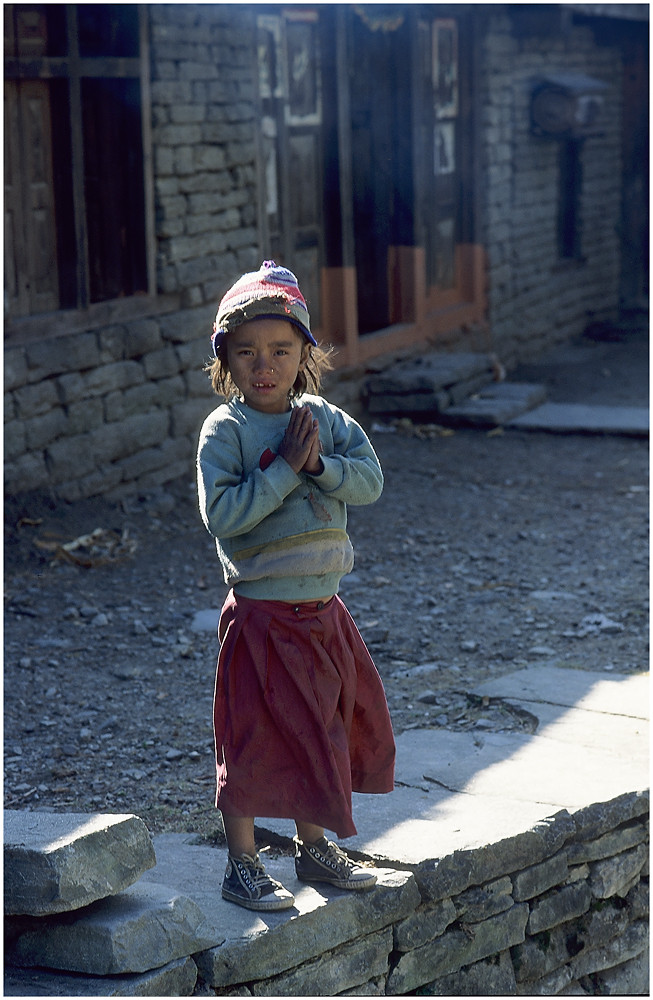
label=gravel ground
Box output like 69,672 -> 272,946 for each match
4,397 -> 648,841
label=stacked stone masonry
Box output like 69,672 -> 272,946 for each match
479,13 -> 623,366
4,308 -> 217,502
4,792 -> 649,996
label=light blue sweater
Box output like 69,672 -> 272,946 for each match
197,394 -> 383,600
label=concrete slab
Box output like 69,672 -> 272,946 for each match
509,402 -> 649,436
4,812 -> 156,916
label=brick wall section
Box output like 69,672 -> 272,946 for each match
479,13 -> 623,365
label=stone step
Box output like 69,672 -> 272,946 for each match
3,956 -> 198,997
6,881 -> 219,977
509,402 -> 649,437
442,382 -> 548,427
4,812 -> 156,917
364,352 -> 496,415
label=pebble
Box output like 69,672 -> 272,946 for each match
578,613 -> 624,635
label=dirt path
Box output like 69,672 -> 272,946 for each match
4,420 -> 648,840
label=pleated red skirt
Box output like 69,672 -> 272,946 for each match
213,590 -> 395,838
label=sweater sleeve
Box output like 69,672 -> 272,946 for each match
308,404 -> 383,505
197,417 -> 301,539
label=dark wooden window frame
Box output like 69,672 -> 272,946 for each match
4,4 -> 156,342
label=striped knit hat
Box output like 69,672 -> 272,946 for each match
212,261 -> 316,355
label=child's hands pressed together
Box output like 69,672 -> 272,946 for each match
278,406 -> 323,475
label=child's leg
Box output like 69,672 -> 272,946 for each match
222,813 -> 257,857
295,820 -> 324,845
220,812 -> 295,911
294,822 -> 377,892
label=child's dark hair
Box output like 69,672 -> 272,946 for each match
205,331 -> 334,400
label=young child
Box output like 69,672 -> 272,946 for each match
197,261 -> 395,911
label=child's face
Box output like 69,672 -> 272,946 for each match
225,318 -> 309,413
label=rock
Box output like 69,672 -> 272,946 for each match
424,950 -> 517,996
588,843 -> 648,899
7,882 -> 219,976
386,902 -> 529,995
577,613 -> 624,635
569,918 -> 649,980
512,852 -> 570,902
250,928 -> 393,997
3,955 -> 198,996
581,950 -> 650,995
4,812 -> 156,916
443,382 -> 547,428
527,881 -> 592,935
191,608 -> 219,633
393,898 -> 457,951
364,353 -> 493,396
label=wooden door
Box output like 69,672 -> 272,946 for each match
348,8 -> 414,334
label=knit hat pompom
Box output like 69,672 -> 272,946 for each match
212,261 -> 316,356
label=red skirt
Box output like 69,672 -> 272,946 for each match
213,590 -> 395,838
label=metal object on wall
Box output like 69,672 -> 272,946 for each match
530,72 -> 608,137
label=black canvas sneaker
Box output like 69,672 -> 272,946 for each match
294,836 -> 377,891
222,852 -> 295,911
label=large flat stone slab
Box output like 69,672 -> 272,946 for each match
510,402 -> 649,436
258,668 -> 648,895
4,813 -> 156,916
474,665 -> 649,718
7,881 -> 219,976
138,834 -> 419,989
443,382 -> 547,427
3,956 -> 198,997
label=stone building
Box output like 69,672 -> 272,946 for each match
4,4 -> 648,500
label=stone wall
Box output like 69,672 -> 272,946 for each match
5,792 -> 649,996
149,5 -> 259,307
479,11 -> 624,365
4,308 -> 217,502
